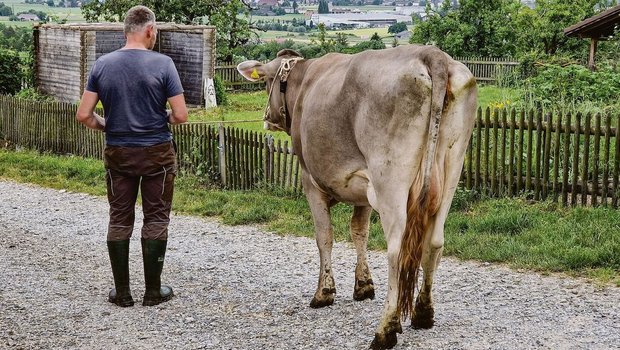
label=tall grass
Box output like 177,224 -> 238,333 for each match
0,148 -> 618,286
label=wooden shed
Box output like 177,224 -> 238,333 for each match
33,23 -> 216,107
564,4 -> 620,70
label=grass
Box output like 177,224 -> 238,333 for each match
0,148 -> 618,286
0,1 -> 84,26
188,91 -> 289,140
477,84 -> 520,111
446,196 -> 620,284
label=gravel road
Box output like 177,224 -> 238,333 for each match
0,180 -> 619,350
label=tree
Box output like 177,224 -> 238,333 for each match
514,0 -> 599,57
410,0 -> 522,57
335,32 -> 348,51
318,0 -> 329,14
0,49 -> 22,95
315,23 -> 335,54
47,0 -> 55,6
209,0 -> 252,62
292,0 -> 299,13
387,22 -> 407,34
0,2 -> 13,16
351,35 -> 386,52
80,0 -> 252,61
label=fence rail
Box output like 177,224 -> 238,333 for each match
215,56 -> 519,90
2,95 -> 620,207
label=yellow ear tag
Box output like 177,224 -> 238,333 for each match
250,68 -> 260,80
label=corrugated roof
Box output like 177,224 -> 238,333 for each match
564,4 -> 620,39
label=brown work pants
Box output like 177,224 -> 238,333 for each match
104,141 -> 177,241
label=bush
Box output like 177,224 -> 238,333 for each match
14,88 -> 53,101
521,63 -> 620,112
213,75 -> 228,106
0,49 -> 22,95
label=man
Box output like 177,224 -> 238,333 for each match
76,5 -> 188,307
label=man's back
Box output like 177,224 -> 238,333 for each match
86,49 -> 184,146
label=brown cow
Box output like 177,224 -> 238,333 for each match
238,45 -> 477,349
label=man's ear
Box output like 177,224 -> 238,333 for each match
146,24 -> 156,38
237,60 -> 266,82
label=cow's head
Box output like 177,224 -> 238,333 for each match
237,50 -> 303,132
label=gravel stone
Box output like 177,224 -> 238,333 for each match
0,180 -> 619,349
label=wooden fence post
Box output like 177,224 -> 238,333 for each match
218,123 -> 227,187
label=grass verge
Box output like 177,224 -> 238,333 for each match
0,148 -> 618,286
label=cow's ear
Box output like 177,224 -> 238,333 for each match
237,60 -> 265,82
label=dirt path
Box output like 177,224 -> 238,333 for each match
0,180 -> 618,349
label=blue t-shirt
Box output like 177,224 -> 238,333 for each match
86,49 -> 184,147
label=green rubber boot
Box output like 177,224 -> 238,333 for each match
107,240 -> 134,307
141,238 -> 174,306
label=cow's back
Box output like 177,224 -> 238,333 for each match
293,45 -> 475,203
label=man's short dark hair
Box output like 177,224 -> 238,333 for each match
124,5 -> 156,34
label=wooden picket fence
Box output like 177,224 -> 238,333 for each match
0,95 -> 301,192
216,61 -> 266,91
454,56 -> 520,83
216,56 -> 520,90
464,107 -> 620,207
173,122 -> 301,191
2,95 -> 620,207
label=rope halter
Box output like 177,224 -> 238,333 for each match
263,57 -> 304,132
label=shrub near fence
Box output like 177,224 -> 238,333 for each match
2,95 -> 620,207
0,95 -> 301,192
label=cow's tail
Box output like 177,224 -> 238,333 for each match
397,54 -> 449,320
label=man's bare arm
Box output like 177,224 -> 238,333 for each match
167,93 -> 188,125
76,91 -> 105,131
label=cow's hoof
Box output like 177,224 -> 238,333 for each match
310,292 -> 334,308
369,331 -> 398,350
353,279 -> 375,301
411,304 -> 435,329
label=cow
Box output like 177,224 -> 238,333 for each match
237,45 -> 477,349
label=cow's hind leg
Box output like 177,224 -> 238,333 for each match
413,132 -> 470,329
303,174 -> 337,308
411,228 -> 442,329
368,194 -> 407,350
351,206 -> 375,301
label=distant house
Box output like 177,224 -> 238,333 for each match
254,0 -> 280,15
394,30 -> 411,40
257,0 -> 279,6
310,13 -> 412,29
17,14 -> 40,21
